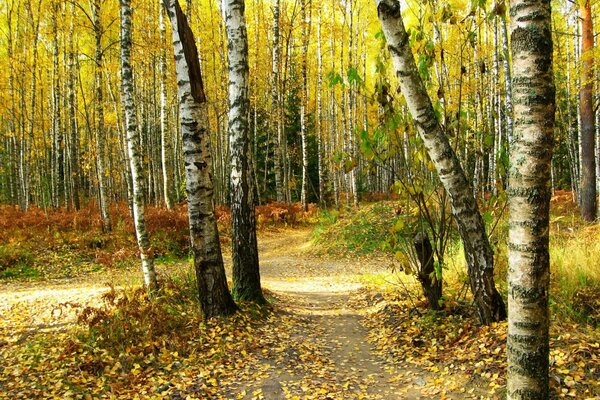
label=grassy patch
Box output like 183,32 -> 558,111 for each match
312,202 -> 397,256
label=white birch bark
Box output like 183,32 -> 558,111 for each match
163,0 -> 237,318
507,0 -> 554,397
159,7 -> 173,209
224,0 -> 264,303
92,0 -> 112,231
300,0 -> 310,211
121,0 -> 158,291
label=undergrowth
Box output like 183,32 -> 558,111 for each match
0,202 -> 315,280
312,202 -> 397,256
312,194 -> 600,327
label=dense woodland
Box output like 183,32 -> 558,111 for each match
0,0 -> 597,211
0,0 -> 599,398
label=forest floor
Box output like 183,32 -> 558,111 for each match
1,226 -> 599,399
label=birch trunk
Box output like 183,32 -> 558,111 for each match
121,0 -> 158,291
92,0 -> 112,231
67,3 -> 80,210
316,6 -> 325,206
375,0 -> 506,324
271,0 -> 284,202
224,0 -> 265,303
51,0 -> 63,208
300,0 -> 310,211
159,7 -> 173,209
507,0 -> 554,397
164,0 -> 237,318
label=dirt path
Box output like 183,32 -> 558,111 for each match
219,228 -> 423,399
0,227 -> 424,399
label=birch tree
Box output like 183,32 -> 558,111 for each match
299,0 -> 310,211
159,6 -> 173,210
375,0 -> 506,324
121,0 -> 158,290
507,0 -> 554,397
224,0 -> 265,303
91,0 -> 112,232
163,0 -> 237,318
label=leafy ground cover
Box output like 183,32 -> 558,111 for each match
0,197 -> 599,399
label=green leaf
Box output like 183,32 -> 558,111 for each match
483,211 -> 493,225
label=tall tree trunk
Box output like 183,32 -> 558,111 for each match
300,0 -> 310,211
121,0 -> 158,291
271,0 -> 284,202
163,0 -> 237,318
92,0 -> 112,231
507,0 -> 554,397
579,0 -> 595,222
224,0 -> 265,304
51,0 -> 63,209
500,16 -> 514,147
67,3 -> 81,210
316,5 -> 325,206
159,6 -> 174,209
375,0 -> 506,324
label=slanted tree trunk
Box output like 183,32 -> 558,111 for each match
92,0 -> 112,232
163,0 -> 237,318
375,0 -> 506,324
414,232 -> 442,310
223,0 -> 265,304
121,0 -> 158,291
579,0 -> 595,222
507,0 -> 554,397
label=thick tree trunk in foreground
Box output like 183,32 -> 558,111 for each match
163,0 -> 237,318
375,0 -> 506,324
121,0 -> 158,291
223,0 -> 265,304
507,0 -> 554,397
579,0 -> 595,222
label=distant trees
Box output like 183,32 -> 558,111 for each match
507,0 -> 555,397
0,0 -> 595,216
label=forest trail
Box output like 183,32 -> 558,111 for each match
220,228 -> 424,399
0,228 -> 428,399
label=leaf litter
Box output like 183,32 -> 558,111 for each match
0,227 -> 598,399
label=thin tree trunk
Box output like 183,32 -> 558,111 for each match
300,0 -> 310,211
507,0 -> 554,397
224,0 -> 265,304
67,4 -> 80,210
375,0 -> 506,324
92,0 -> 112,231
159,6 -> 173,209
121,0 -> 158,291
271,0 -> 284,202
163,0 -> 237,318
579,0 -> 595,221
